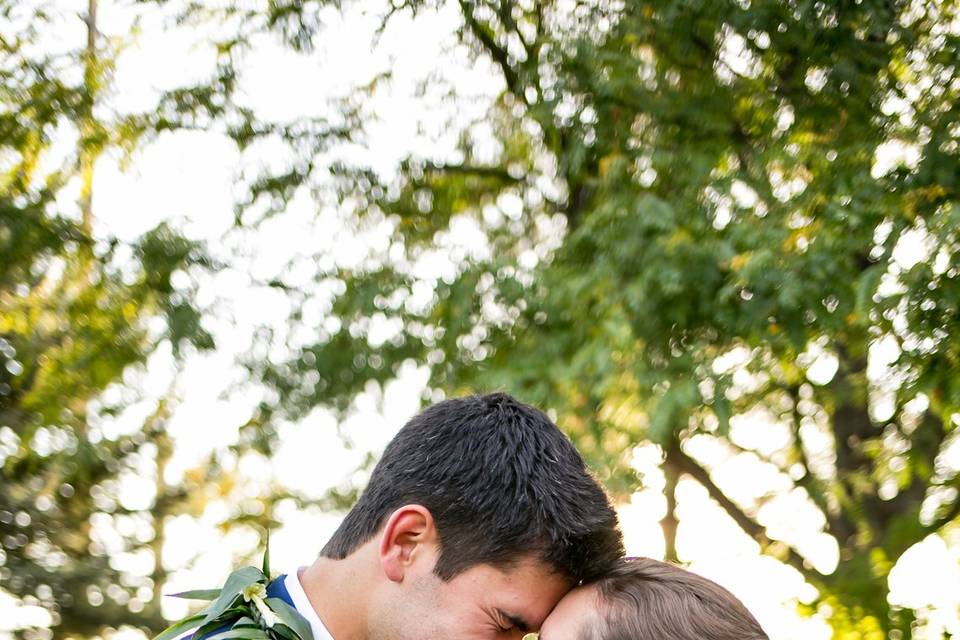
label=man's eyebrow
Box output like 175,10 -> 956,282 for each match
498,609 -> 533,632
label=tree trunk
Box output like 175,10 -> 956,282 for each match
80,0 -> 98,235
661,445 -> 680,563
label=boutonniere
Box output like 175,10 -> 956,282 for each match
155,534 -> 315,640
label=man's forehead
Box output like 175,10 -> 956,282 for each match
486,561 -> 572,628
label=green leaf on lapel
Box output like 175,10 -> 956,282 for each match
264,597 -> 314,640
153,613 -> 205,640
262,532 -> 271,577
201,566 -> 265,626
207,628 -> 270,640
170,589 -> 223,600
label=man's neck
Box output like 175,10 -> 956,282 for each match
299,553 -> 373,640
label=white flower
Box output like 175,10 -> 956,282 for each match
242,582 -> 267,602
251,595 -> 281,628
240,583 -> 280,628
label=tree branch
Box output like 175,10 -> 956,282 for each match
828,341 -> 888,538
669,443 -> 827,589
900,408 -> 947,503
928,501 -> 960,536
423,161 -> 524,183
784,383 -> 856,543
458,0 -> 524,100
720,429 -> 849,543
922,474 -> 960,536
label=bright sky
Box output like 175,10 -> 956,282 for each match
4,1 -> 960,639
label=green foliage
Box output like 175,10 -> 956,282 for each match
0,199 -> 215,637
242,0 -> 960,635
4,0 -> 959,637
1,2 -> 225,637
1,0 -> 358,633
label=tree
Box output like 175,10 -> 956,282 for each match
0,1 -> 346,637
244,0 -> 960,636
0,1 -> 216,636
6,0 -> 958,636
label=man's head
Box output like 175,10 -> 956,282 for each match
321,392 -> 623,639
538,557 -> 768,640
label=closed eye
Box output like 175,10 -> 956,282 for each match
497,609 -> 532,634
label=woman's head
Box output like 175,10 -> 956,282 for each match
538,557 -> 768,640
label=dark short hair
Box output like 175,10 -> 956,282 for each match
321,392 -> 623,582
587,558 -> 768,640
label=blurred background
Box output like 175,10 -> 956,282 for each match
2,0 -> 959,638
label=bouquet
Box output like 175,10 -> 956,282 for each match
155,536 -> 314,640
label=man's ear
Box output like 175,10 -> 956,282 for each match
378,504 -> 437,583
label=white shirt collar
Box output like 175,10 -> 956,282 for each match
283,568 -> 335,640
